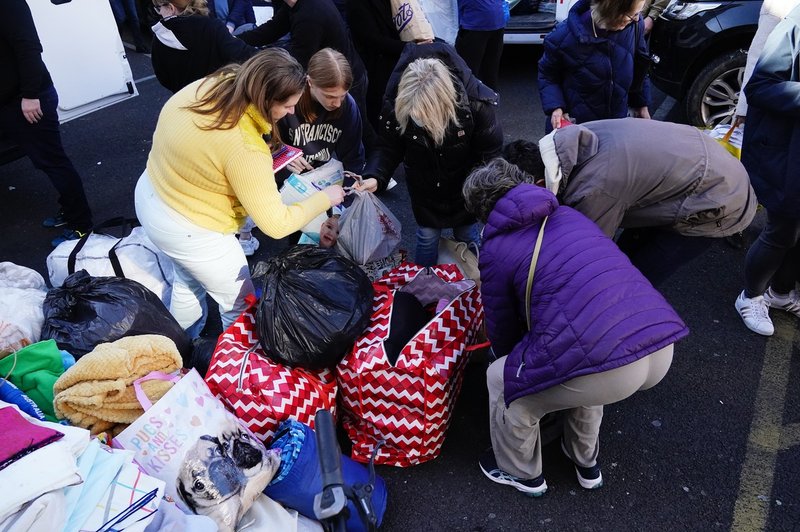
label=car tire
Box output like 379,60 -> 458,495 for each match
685,49 -> 747,129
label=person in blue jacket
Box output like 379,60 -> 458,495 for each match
538,0 -> 651,131
734,5 -> 800,336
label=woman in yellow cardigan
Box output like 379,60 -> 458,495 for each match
135,48 -> 344,336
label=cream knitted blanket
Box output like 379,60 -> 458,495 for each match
53,334 -> 183,435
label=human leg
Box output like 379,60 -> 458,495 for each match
453,223 -> 480,248
560,344 -> 672,451
477,29 -> 504,91
415,226 -> 443,267
455,29 -> 488,85
0,86 -> 93,233
763,242 -> 800,318
483,356 -> 547,495
486,345 -> 673,489
744,213 -> 800,296
736,213 -> 800,334
135,173 -> 254,332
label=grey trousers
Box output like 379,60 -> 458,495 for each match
487,344 -> 674,479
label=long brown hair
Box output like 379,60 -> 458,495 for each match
296,48 -> 353,123
184,48 -> 306,144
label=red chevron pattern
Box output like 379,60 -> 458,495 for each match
205,305 -> 338,442
337,264 -> 483,467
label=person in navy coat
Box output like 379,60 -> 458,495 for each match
538,0 -> 651,132
734,5 -> 800,336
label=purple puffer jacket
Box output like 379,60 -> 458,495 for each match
480,184 -> 689,405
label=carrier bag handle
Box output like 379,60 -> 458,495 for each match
132,370 -> 182,410
66,217 -> 140,277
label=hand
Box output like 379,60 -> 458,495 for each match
21,98 -> 42,124
644,16 -> 654,35
322,184 -> 345,206
319,216 -> 339,248
550,108 -> 564,130
354,177 -> 378,193
631,106 -> 651,119
732,115 -> 745,128
287,155 -> 313,174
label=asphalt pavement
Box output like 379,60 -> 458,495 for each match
0,45 -> 798,531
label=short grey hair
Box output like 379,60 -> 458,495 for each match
462,158 -> 534,223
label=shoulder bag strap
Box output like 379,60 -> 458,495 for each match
525,216 -> 548,331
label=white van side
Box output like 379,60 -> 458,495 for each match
26,0 -> 138,123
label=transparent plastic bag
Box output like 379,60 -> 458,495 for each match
279,159 -> 344,239
336,192 -> 402,265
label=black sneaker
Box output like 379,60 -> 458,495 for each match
478,447 -> 547,497
42,210 -> 67,228
561,440 -> 603,490
51,229 -> 87,248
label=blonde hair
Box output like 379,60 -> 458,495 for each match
395,58 -> 461,147
152,0 -> 209,16
297,48 -> 353,123
184,48 -> 305,144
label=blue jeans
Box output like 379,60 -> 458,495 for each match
0,85 -> 93,232
415,224 -> 480,267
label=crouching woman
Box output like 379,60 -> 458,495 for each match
463,159 -> 689,496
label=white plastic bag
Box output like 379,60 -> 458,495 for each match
336,192 -> 402,265
0,262 -> 48,356
47,220 -> 174,305
279,159 -> 344,240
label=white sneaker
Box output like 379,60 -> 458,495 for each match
239,236 -> 260,257
764,288 -> 800,318
735,291 -> 774,336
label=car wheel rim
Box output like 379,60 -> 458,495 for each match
700,66 -> 744,128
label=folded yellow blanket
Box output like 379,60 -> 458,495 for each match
53,334 -> 183,435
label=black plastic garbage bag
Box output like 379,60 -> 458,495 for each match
41,270 -> 191,361
256,246 -> 373,370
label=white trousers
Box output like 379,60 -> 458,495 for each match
134,172 -> 254,333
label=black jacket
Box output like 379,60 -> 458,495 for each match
347,0 -> 404,90
238,0 -> 365,82
741,6 -> 800,218
151,15 -> 257,93
363,42 -> 503,228
0,0 -> 53,104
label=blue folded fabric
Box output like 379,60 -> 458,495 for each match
265,419 -> 387,531
0,379 -> 46,420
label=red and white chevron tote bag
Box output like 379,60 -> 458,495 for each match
337,264 -> 484,466
205,298 -> 337,442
